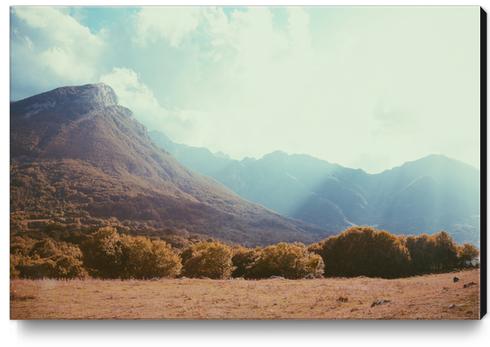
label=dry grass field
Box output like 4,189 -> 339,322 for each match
10,269 -> 480,320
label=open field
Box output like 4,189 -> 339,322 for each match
10,269 -> 480,320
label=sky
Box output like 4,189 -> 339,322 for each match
10,6 -> 480,173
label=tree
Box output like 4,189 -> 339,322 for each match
10,255 -> 21,279
13,237 -> 86,279
316,226 -> 411,278
181,241 -> 234,279
52,255 -> 87,279
81,227 -> 125,278
231,247 -> 260,278
82,228 -> 182,279
457,243 -> 479,267
148,239 -> 182,278
247,242 -> 324,279
405,234 -> 437,274
10,236 -> 36,257
432,231 -> 459,271
119,236 -> 181,279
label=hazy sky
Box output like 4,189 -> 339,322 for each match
10,6 -> 480,172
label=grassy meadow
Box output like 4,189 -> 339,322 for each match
11,269 -> 480,320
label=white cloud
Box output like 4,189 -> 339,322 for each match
13,7 -> 102,48
99,67 -> 194,140
134,7 -> 202,47
39,47 -> 97,82
10,7 -> 480,172
11,7 -> 104,96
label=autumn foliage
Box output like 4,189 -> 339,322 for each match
311,227 -> 478,278
181,241 -> 234,279
311,227 -> 411,278
81,227 -> 182,279
10,226 -> 479,280
245,243 -> 324,279
11,237 -> 86,279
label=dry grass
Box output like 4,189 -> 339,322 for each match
10,269 -> 480,320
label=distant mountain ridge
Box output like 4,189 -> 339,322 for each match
10,84 -> 329,246
150,131 -> 480,244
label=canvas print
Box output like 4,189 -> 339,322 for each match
10,6 -> 485,320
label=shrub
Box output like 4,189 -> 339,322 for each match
16,257 -> 57,279
81,227 -> 125,278
316,226 -> 411,278
82,227 -> 182,279
148,239 -> 182,278
52,255 -> 87,279
12,237 -> 86,279
405,234 -> 436,274
231,247 -> 260,278
247,242 -> 324,279
10,255 -> 21,279
10,236 -> 36,256
119,236 -> 181,279
29,238 -> 63,258
457,243 -> 479,267
405,231 -> 459,273
181,241 -> 234,279
432,231 -> 459,271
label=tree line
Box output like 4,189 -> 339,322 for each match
10,226 -> 479,280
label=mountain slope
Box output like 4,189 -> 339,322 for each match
10,84 -> 329,246
149,132 -> 480,244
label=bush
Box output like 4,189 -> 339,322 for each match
315,226 -> 411,278
10,236 -> 36,256
457,243 -> 479,267
81,227 -> 125,278
11,225 -> 477,280
432,231 -> 459,271
405,231 -> 459,273
16,257 -> 57,279
119,236 -> 181,279
12,237 -> 86,279
181,241 -> 234,279
10,255 -> 21,279
81,227 -> 181,279
231,247 -> 260,278
247,242 -> 324,279
405,234 -> 436,274
52,255 -> 87,279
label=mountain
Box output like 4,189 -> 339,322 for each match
149,132 -> 480,244
10,83 -> 329,246
149,130 -> 233,177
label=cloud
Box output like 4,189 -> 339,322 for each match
10,7 -> 480,172
287,7 -> 312,54
11,7 -> 104,99
134,7 -> 202,47
13,7 -> 102,48
99,67 -> 194,140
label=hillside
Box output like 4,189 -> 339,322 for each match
150,132 -> 480,244
10,83 -> 328,246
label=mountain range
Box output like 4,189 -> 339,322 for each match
149,131 -> 481,244
10,83 -> 327,246
10,83 -> 480,246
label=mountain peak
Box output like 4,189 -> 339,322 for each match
262,150 -> 289,160
11,83 -> 119,118
399,154 -> 478,172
